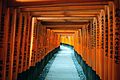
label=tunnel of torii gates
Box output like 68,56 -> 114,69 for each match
0,0 -> 120,80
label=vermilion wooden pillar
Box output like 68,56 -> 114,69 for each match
83,27 -> 87,61
78,29 -> 82,54
17,13 -> 23,73
55,33 -> 58,47
103,5 -> 109,80
22,14 -> 28,72
98,10 -> 105,80
29,17 -> 35,67
46,29 -> 50,53
57,34 -> 60,46
108,2 -> 114,80
49,30 -> 53,51
21,15 -> 27,71
31,18 -> 37,66
114,6 -> 120,80
1,8 -> 10,80
76,30 -> 79,54
26,13 -> 32,70
36,22 -> 40,62
113,0 -> 120,80
37,22 -> 44,60
36,21 -> 40,62
13,13 -> 23,80
74,30 -> 79,55
22,13 -> 32,71
50,30 -> 53,50
18,13 -> 24,73
0,0 -> 2,26
80,28 -> 84,60
96,16 -> 100,76
86,25 -> 89,65
9,9 -> 17,80
92,18 -> 97,71
89,21 -> 93,67
54,34 -> 56,47
0,8 -> 17,80
5,8 -> 13,80
97,15 -> 101,79
101,10 -> 105,80
87,24 -> 91,67
43,26 -> 47,56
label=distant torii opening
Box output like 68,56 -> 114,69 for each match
60,35 -> 74,46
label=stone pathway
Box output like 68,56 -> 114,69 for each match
37,45 -> 86,80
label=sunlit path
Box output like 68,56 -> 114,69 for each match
37,45 -> 86,80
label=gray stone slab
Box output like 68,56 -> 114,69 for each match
45,45 -> 80,80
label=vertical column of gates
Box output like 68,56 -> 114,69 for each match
81,27 -> 84,61
103,6 -> 109,80
108,2 -> 114,80
96,15 -> 100,77
76,30 -> 79,55
46,29 -> 50,53
78,29 -> 82,56
36,19 -> 43,66
87,23 -> 91,68
18,13 -> 29,74
83,27 -> 87,62
0,0 -> 4,80
22,13 -> 28,72
53,32 -> 57,48
100,10 -> 105,80
89,21 -> 93,68
0,8 -> 22,80
36,22 -> 42,62
43,26 -> 47,57
12,12 -> 32,80
4,8 -> 17,80
52,31 -> 56,50
57,34 -> 61,46
3,8 -> 10,80
86,25 -> 89,66
114,0 -> 120,80
26,13 -> 32,71
49,30 -> 53,52
95,10 -> 104,80
0,7 -> 9,80
0,6 -> 61,80
31,18 -> 37,67
92,18 -> 97,71
9,8 -> 14,80
12,10 -> 20,80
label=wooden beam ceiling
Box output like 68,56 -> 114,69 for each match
37,17 -> 94,20
10,0 -> 109,7
37,16 -> 93,23
52,30 -> 77,33
40,19 -> 90,23
20,5 -> 105,12
42,22 -> 88,25
47,27 -> 82,30
30,11 -> 99,17
46,24 -> 87,30
35,14 -> 96,17
10,0 -> 110,30
15,1 -> 108,23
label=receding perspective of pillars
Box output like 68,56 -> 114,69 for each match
72,2 -> 120,79
0,0 -> 120,80
0,9 -> 59,80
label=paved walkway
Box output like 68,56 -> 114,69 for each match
37,45 -> 86,80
